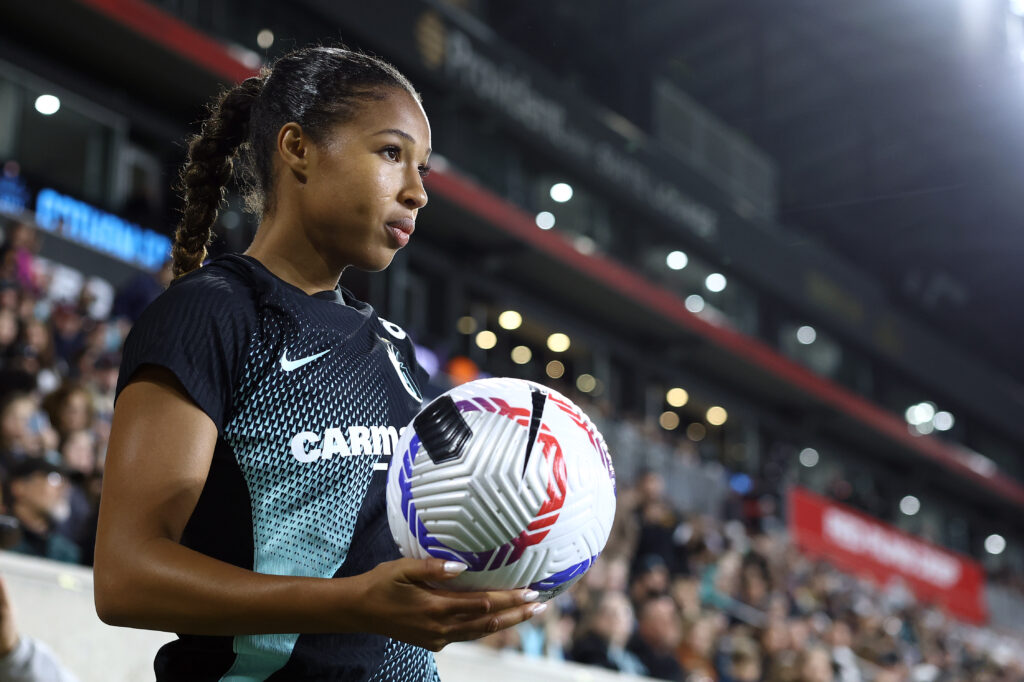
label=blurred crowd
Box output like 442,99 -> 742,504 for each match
3,218 -> 1024,681
478,471 -> 1024,681
0,220 -> 169,567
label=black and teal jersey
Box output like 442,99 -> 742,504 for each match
115,253 -> 438,682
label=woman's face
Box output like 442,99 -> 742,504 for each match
299,88 -> 430,272
60,390 -> 92,432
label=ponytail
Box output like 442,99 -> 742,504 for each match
171,75 -> 264,278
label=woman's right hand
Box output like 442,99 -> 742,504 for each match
352,557 -> 547,651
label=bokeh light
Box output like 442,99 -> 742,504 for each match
547,333 -> 570,352
498,310 -> 522,330
475,330 -> 497,350
659,411 -> 680,430
666,387 -> 689,407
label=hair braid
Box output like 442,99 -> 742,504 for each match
172,75 -> 264,278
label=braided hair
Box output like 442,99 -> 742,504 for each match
171,46 -> 419,278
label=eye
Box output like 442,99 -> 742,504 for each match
381,145 -> 401,162
418,164 -> 432,179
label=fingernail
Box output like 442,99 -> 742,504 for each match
523,590 -> 540,602
443,561 -> 468,574
530,603 -> 548,616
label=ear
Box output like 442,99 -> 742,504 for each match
277,122 -> 310,184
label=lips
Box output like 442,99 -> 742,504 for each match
385,218 -> 415,248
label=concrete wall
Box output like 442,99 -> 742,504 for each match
1,551 -> 650,682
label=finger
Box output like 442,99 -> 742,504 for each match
431,587 -> 540,615
395,558 -> 470,584
449,602 -> 549,641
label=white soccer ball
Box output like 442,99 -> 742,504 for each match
386,377 -> 616,599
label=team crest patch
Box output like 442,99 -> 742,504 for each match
381,337 -> 423,402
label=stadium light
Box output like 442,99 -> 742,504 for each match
511,345 -> 532,364
549,182 -> 573,202
933,411 -> 955,431
706,406 -> 727,426
914,421 -> 935,435
498,310 -> 522,330
705,273 -> 727,292
686,423 -> 706,441
535,211 -> 555,230
35,94 -> 60,115
899,495 -> 920,516
799,448 -> 819,467
685,294 -> 705,313
545,360 -> 565,379
257,29 -> 275,49
456,316 -> 477,334
986,534 -> 1006,555
659,411 -> 679,430
576,374 -> 597,393
547,333 -> 571,352
475,330 -> 497,350
666,387 -> 689,407
666,250 -> 688,270
797,325 -> 817,345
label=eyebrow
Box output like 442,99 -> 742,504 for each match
373,128 -> 432,155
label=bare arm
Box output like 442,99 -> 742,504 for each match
94,366 -> 540,650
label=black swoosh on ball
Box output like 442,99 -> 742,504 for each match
523,388 -> 547,477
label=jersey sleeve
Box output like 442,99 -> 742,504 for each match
115,270 -> 255,431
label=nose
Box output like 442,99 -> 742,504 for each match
400,167 -> 428,210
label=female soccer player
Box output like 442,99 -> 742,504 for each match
93,46 -> 543,681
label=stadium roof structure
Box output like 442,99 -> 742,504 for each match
490,0 -> 1024,384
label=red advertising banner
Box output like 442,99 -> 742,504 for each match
787,486 -> 987,624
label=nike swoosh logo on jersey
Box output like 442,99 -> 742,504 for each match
280,348 -> 331,372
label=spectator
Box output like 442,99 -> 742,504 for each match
0,307 -> 18,366
797,646 -> 835,682
0,223 -> 40,295
630,553 -> 671,605
55,429 -> 99,563
825,619 -> 862,682
49,304 -> 84,372
627,595 -> 685,681
0,575 -> 79,681
15,319 -> 58,392
0,393 -> 57,472
722,635 -> 761,682
110,259 -> 172,323
6,458 -> 79,564
676,613 -> 720,681
41,382 -> 94,442
569,591 -> 646,675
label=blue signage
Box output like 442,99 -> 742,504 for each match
34,188 -> 171,270
0,174 -> 29,214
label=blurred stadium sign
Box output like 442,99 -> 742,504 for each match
0,169 -> 29,215
402,9 -> 719,241
34,188 -> 170,270
789,486 -> 986,624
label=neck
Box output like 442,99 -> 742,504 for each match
244,214 -> 343,295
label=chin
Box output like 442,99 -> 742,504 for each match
354,250 -> 398,273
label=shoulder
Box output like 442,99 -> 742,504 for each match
147,258 -> 258,318
116,256 -> 263,421
127,257 -> 262,347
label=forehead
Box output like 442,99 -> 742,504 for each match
345,89 -> 431,146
